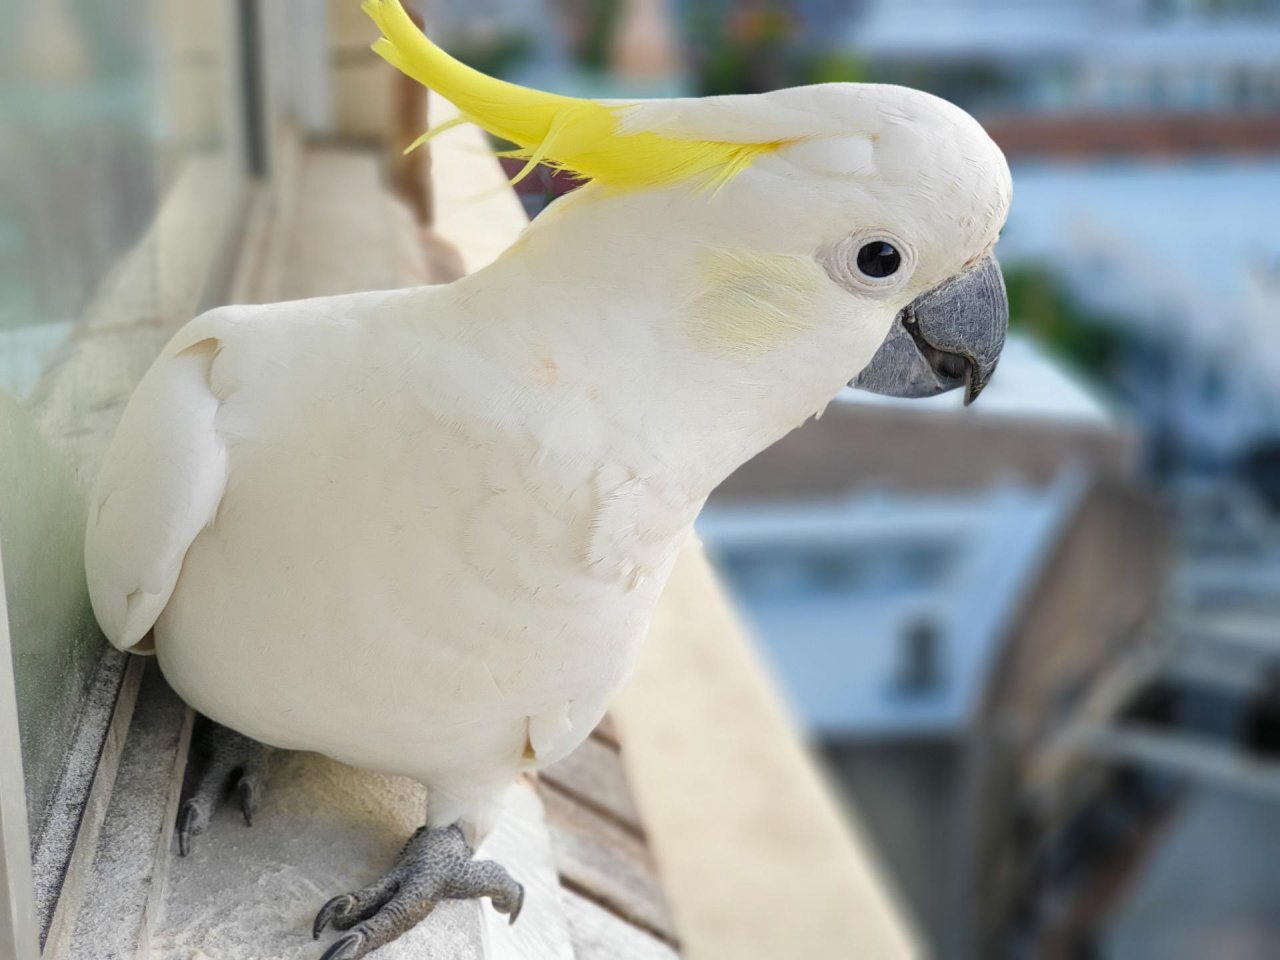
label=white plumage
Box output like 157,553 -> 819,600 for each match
86,82 -> 1011,837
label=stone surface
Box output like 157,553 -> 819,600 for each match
152,748 -> 479,960
37,652 -> 138,954
65,664 -> 190,960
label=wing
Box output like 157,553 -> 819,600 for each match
85,318 -> 233,652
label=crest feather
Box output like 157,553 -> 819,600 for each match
362,0 -> 785,192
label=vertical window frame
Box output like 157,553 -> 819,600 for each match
0,544 -> 40,960
1,0 -> 272,949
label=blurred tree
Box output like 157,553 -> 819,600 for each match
558,0 -> 625,72
446,31 -> 535,79
1003,263 -> 1126,385
680,0 -> 870,94
806,50 -> 867,85
682,0 -> 801,94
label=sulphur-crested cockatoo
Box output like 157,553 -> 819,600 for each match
85,2 -> 1011,956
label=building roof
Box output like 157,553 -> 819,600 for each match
712,341 -> 1132,504
984,114 -> 1280,160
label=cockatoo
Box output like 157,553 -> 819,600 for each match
85,2 -> 1011,957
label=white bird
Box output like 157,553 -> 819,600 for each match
85,2 -> 1011,957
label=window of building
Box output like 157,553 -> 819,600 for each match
719,538 -> 957,599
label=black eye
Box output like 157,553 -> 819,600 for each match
856,241 -> 901,279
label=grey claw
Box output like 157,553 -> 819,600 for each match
494,885 -> 524,926
314,895 -> 355,940
177,801 -> 198,857
319,932 -> 363,960
503,883 -> 525,925
313,827 -> 522,954
177,720 -> 269,857
238,778 -> 256,827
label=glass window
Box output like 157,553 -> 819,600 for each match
0,0 -> 249,887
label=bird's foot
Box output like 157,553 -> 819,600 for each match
177,717 -> 270,856
312,824 -> 524,960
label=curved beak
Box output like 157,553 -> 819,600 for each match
850,256 -> 1008,406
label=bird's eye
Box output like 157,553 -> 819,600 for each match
856,241 -> 901,279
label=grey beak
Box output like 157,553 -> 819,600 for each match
850,256 -> 1008,406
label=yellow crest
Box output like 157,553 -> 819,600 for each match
362,0 -> 785,192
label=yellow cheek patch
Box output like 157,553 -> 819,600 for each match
689,249 -> 826,351
362,0 -> 788,193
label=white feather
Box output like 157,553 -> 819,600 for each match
86,319 -> 234,651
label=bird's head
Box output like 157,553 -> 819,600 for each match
365,0 -> 1011,408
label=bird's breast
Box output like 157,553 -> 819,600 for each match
154,355 -> 697,775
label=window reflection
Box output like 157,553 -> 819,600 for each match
0,0 -> 246,843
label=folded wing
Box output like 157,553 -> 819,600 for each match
85,322 -> 232,652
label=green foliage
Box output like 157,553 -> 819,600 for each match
562,0 -> 624,72
683,0 -> 802,95
805,51 -> 868,86
1004,264 -> 1126,382
448,32 -> 535,80
681,1 -> 866,94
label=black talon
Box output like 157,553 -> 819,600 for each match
318,932 -> 363,960
313,894 -> 355,940
506,883 -> 525,926
238,778 -> 256,827
176,718 -> 269,855
177,801 -> 197,857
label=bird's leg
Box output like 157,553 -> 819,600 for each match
177,716 -> 271,856
313,824 -> 524,960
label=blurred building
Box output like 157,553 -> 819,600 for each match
1068,483 -> 1280,957
999,163 -> 1280,478
701,337 -> 1175,955
849,0 -> 1280,115
832,0 -> 1280,487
